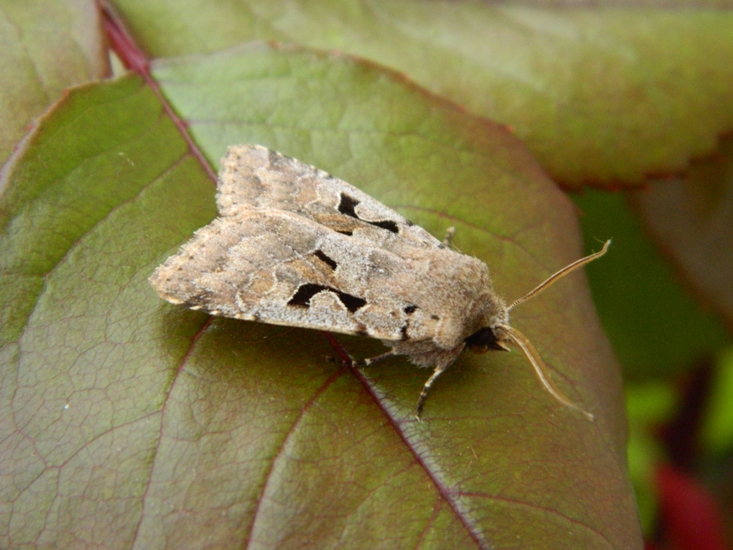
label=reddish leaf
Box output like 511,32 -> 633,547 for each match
0,47 -> 640,549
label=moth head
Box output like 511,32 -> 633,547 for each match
468,240 -> 611,422
464,325 -> 510,354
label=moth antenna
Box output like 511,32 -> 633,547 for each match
507,240 -> 611,312
498,324 -> 594,421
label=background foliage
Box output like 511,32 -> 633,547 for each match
2,1 -> 732,548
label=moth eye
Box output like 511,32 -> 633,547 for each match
403,304 -> 418,314
314,250 -> 338,270
288,283 -> 367,313
465,327 -> 493,344
337,192 -> 399,234
464,327 -> 506,353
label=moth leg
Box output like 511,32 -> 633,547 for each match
349,351 -> 395,368
442,226 -> 456,247
415,362 -> 450,421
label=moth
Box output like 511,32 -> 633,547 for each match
150,145 -> 609,420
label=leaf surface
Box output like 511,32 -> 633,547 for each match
113,0 -> 733,186
0,0 -> 109,167
0,46 -> 640,548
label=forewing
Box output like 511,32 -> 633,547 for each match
151,144 -> 492,345
150,207 -> 458,341
217,145 -> 441,251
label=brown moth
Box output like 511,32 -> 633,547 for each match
150,145 -> 609,420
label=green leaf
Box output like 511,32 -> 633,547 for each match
1,47 -> 640,548
0,0 -> 109,166
113,0 -> 733,186
701,347 -> 733,454
571,189 -> 730,377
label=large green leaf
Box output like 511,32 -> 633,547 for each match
113,0 -> 733,186
0,47 -> 640,548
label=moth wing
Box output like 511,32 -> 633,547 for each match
217,145 -> 442,251
150,206 -> 472,341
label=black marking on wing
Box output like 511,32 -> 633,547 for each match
288,284 -> 325,308
337,193 -> 399,234
399,323 -> 409,341
370,219 -> 399,233
314,250 -> 338,270
288,283 -> 367,313
403,304 -> 418,314
337,193 -> 360,218
334,290 -> 367,312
